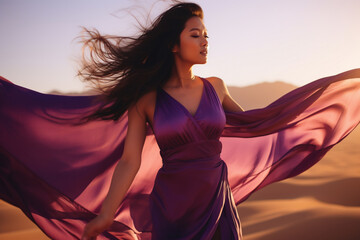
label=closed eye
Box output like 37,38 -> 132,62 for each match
191,35 -> 209,38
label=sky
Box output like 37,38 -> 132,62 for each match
0,0 -> 359,93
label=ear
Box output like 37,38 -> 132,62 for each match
172,44 -> 179,53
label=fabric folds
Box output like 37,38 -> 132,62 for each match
0,68 -> 359,239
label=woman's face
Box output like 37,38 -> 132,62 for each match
173,16 -> 208,65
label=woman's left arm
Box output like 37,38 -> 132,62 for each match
206,77 -> 245,112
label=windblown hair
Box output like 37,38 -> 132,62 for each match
78,2 -> 203,122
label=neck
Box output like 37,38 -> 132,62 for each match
167,58 -> 196,88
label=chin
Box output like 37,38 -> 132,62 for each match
188,57 -> 207,65
197,58 -> 207,64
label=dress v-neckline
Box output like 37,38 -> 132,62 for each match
160,78 -> 206,118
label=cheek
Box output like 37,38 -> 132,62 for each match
179,38 -> 198,57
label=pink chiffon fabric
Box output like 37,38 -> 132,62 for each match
0,68 -> 360,239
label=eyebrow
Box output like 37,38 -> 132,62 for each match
189,27 -> 207,32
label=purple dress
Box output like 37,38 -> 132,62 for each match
0,68 -> 360,240
150,78 -> 241,239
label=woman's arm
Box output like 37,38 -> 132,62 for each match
206,77 -> 245,112
81,100 -> 147,239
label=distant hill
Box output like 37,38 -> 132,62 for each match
227,81 -> 297,110
47,81 -> 297,109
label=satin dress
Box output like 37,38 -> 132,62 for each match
0,68 -> 360,239
149,78 -> 242,239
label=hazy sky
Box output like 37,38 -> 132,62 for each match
0,0 -> 359,93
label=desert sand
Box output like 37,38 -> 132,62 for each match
1,82 -> 359,239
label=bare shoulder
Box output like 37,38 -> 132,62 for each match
137,90 -> 157,107
205,76 -> 226,90
205,76 -> 228,103
205,76 -> 244,112
134,90 -> 157,125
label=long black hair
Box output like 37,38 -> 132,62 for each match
78,2 -> 203,122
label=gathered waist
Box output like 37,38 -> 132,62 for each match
160,139 -> 223,165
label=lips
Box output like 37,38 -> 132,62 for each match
200,50 -> 207,56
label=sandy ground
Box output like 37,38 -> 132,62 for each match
1,82 -> 359,239
0,200 -> 50,239
238,125 -> 360,240
234,81 -> 360,239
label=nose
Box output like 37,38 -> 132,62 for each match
202,37 -> 208,47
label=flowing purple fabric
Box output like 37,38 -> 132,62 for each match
0,68 -> 360,239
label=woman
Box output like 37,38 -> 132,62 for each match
0,2 -> 360,240
80,3 -> 244,239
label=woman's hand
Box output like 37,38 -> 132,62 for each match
81,214 -> 113,240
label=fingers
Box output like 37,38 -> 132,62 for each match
81,214 -> 112,240
81,224 -> 98,240
81,232 -> 97,240
81,236 -> 96,240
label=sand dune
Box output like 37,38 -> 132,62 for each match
1,81 -> 359,239
240,197 -> 360,240
0,228 -> 48,240
227,81 -> 297,110
0,200 -> 50,239
237,114 -> 360,240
